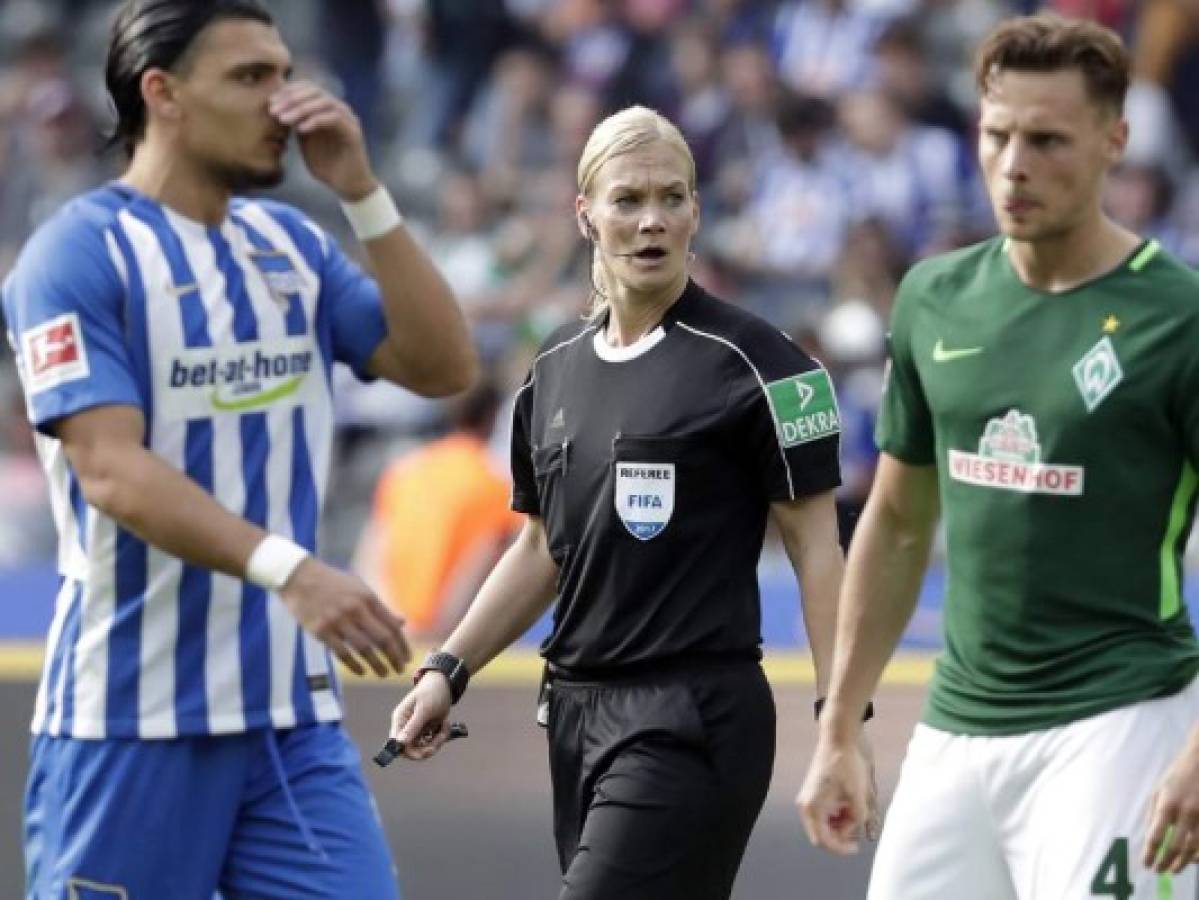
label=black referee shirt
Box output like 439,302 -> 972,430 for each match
512,280 -> 841,671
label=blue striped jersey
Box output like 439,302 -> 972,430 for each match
2,183 -> 389,739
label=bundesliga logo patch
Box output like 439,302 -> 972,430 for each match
21,313 -> 90,395
766,369 -> 841,448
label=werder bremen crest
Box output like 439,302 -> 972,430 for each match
1072,336 -> 1123,412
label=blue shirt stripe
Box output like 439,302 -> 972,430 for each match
175,419 -> 213,731
107,527 -> 146,728
289,406 -> 319,716
239,415 -> 271,727
55,582 -> 84,732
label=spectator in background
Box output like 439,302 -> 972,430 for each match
604,0 -> 689,112
815,298 -> 885,546
0,370 -> 55,569
403,0 -> 522,148
355,380 -> 519,640
871,17 -> 970,138
318,0 -> 386,150
0,78 -> 111,273
665,16 -> 732,185
462,44 -> 558,207
707,91 -> 859,325
540,0 -> 631,97
772,0 -> 891,99
837,84 -> 975,258
1104,161 -> 1198,264
709,38 -> 781,212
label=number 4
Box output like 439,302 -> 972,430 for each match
1091,838 -> 1133,900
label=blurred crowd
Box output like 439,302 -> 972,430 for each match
2,0 -> 1199,626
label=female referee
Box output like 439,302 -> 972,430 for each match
389,105 -> 875,899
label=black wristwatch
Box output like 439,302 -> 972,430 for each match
414,651 -> 470,704
814,697 -> 875,723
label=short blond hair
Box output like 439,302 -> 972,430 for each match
577,105 -> 696,198
577,106 -> 696,318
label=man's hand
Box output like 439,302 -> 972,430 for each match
268,80 -> 376,202
797,730 -> 881,854
1143,733 -> 1199,873
390,676 -> 453,761
280,557 -> 410,677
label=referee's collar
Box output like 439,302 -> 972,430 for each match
592,280 -> 702,362
600,278 -> 703,333
661,278 -> 704,330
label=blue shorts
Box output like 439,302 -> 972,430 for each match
24,723 -> 399,900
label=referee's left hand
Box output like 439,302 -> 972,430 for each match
390,675 -> 453,761
1143,729 -> 1199,874
268,80 -> 376,203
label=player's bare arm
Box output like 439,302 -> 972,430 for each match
770,491 -> 844,695
798,455 -> 938,853
270,79 -> 478,397
773,491 -> 883,847
390,516 -> 559,760
1144,724 -> 1199,873
56,403 -> 409,678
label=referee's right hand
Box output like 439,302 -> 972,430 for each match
279,558 -> 411,677
390,677 -> 453,761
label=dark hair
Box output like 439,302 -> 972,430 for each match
104,0 -> 274,156
974,13 -> 1129,116
449,380 -> 502,437
874,18 -> 924,57
774,91 -> 835,138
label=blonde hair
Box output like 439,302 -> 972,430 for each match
576,106 -> 697,319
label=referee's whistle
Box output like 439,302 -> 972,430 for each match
373,721 -> 469,767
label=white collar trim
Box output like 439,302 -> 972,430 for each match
592,325 -> 667,362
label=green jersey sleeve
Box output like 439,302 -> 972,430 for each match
875,264 -> 936,465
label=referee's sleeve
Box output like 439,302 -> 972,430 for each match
727,325 -> 842,501
509,374 -> 539,514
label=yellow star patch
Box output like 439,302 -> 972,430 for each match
1102,315 -> 1120,334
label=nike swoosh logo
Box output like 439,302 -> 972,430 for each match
165,282 -> 200,298
932,339 -> 984,363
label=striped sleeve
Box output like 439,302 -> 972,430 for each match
2,207 -> 141,435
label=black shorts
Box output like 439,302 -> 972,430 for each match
545,660 -> 776,900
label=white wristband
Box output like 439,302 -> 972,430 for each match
245,535 -> 310,592
340,185 -> 403,241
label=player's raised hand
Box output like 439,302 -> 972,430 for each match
1143,731 -> 1199,873
279,557 -> 410,677
797,732 -> 874,855
390,676 -> 453,761
267,80 -> 375,202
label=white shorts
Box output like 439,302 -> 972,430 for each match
869,677 -> 1199,900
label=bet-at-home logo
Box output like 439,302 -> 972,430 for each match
948,409 -> 1084,496
767,369 -> 841,448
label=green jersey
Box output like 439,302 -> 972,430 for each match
878,236 -> 1199,735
